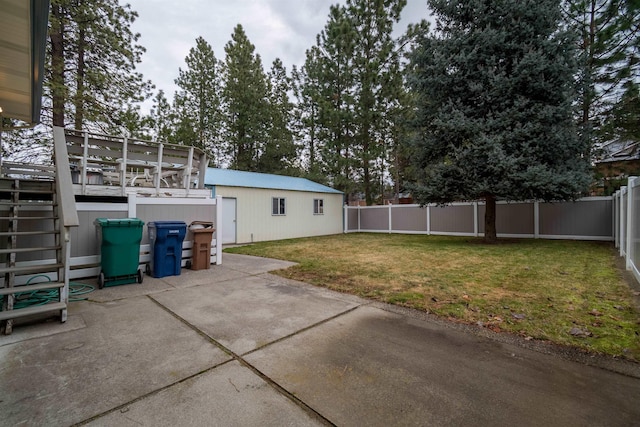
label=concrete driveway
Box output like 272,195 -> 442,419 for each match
1,253 -> 639,426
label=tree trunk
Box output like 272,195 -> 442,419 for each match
50,4 -> 66,128
484,193 -> 497,243
74,25 -> 86,130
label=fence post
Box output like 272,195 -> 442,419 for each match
534,201 -> 540,239
473,202 -> 479,237
613,190 -> 620,248
357,204 -> 361,231
426,204 -> 431,235
626,177 -> 636,270
388,203 -> 393,233
343,204 -> 348,234
620,186 -> 627,258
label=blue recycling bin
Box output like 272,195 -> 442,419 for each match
147,221 -> 187,278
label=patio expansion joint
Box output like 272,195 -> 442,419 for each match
72,360 -> 234,426
142,293 -> 357,426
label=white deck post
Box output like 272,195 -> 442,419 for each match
81,131 -> 89,195
155,142 -> 164,193
128,193 -> 137,218
120,136 -> 128,196
215,195 -> 223,265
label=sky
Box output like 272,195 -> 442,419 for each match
126,0 -> 432,112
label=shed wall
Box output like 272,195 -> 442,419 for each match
214,186 -> 343,243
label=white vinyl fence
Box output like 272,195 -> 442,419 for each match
614,177 -> 640,283
344,198 -> 613,241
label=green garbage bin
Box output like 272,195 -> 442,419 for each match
94,218 -> 145,288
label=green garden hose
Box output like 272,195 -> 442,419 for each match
1,275 -> 95,310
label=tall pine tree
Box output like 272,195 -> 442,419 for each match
46,0 -> 152,131
173,36 -> 223,164
298,0 -> 408,203
409,0 -> 591,242
311,5 -> 359,197
563,0 -> 640,148
348,0 -> 406,205
222,24 -> 270,171
258,58 -> 298,174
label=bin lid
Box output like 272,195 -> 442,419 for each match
95,218 -> 144,227
189,221 -> 213,230
149,221 -> 187,229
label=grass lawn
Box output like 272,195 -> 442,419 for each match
225,233 -> 640,361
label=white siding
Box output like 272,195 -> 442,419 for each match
214,186 -> 343,243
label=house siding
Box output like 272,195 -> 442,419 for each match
213,186 -> 343,243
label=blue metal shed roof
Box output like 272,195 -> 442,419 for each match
204,168 -> 342,194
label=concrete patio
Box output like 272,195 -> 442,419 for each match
1,253 -> 639,426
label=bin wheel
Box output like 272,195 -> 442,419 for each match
137,269 -> 143,284
145,264 -> 151,276
98,272 -> 105,289
186,260 -> 192,269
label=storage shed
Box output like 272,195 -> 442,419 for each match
205,168 -> 344,244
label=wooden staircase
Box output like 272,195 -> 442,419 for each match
0,178 -> 67,334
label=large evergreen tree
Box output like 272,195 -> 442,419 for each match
409,0 -> 592,242
309,5 -> 359,197
297,0 -> 408,203
173,36 -> 223,164
258,58 -> 298,174
222,24 -> 271,171
348,0 -> 406,205
148,90 -> 174,143
47,0 -> 152,131
292,56 -> 325,183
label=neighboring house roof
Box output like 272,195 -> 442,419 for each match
204,168 -> 342,194
596,139 -> 640,163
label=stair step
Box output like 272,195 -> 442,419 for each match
0,301 -> 66,322
0,179 -> 55,190
0,201 -> 55,206
0,216 -> 55,221
0,246 -> 61,255
0,282 -> 64,296
0,230 -> 59,237
0,263 -> 63,276
0,188 -> 54,194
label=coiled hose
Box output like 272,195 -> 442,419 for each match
2,275 -> 95,310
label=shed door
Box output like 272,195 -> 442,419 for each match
222,198 -> 237,244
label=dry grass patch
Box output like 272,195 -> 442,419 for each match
225,234 -> 640,360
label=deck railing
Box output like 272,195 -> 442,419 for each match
64,129 -> 208,197
52,127 -> 80,318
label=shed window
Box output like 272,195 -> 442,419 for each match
314,199 -> 324,215
272,197 -> 286,215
